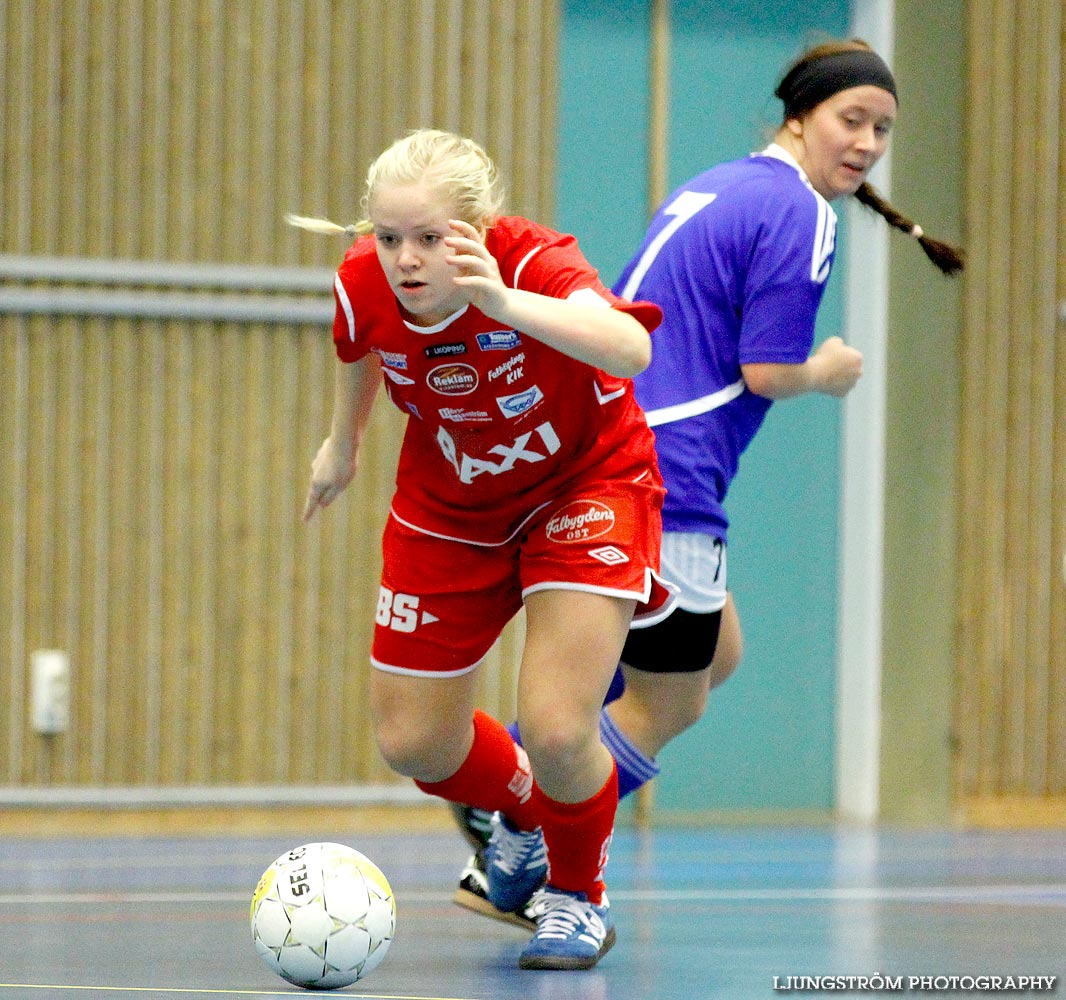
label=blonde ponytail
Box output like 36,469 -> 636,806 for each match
284,213 -> 369,239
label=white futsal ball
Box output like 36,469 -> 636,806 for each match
250,841 -> 396,990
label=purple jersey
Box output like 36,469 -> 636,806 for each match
613,145 -> 837,540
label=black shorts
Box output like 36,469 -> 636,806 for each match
620,606 -> 722,674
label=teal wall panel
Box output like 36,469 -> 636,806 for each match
556,0 -> 654,286
662,1 -> 849,815
558,0 -> 851,816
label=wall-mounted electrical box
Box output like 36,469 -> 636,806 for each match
31,649 -> 71,735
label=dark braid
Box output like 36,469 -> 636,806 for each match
854,182 -> 965,275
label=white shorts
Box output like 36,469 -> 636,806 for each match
659,532 -> 728,614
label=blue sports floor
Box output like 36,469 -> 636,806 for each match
0,823 -> 1063,999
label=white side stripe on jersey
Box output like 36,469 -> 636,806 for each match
513,245 -> 544,288
761,143 -> 836,285
810,197 -> 836,284
335,273 -> 356,341
643,378 -> 746,427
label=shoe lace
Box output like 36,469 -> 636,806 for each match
492,823 -> 545,875
530,892 -> 604,942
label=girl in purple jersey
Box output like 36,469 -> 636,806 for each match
605,38 -> 962,798
451,38 -> 963,928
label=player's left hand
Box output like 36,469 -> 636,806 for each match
444,219 -> 509,318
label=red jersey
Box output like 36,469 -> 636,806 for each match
332,216 -> 663,545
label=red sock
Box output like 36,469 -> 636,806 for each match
533,764 -> 618,905
414,709 -> 539,830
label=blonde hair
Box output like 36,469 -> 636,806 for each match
287,128 -> 505,240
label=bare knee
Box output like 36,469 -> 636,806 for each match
370,695 -> 472,782
669,679 -> 713,734
609,600 -> 744,757
609,670 -> 713,756
651,672 -> 713,741
519,715 -> 587,776
374,719 -> 437,780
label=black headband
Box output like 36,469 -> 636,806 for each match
775,49 -> 897,118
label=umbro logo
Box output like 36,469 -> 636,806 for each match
588,546 -> 628,566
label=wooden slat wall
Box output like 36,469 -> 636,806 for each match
956,0 -> 1066,813
0,1 -> 556,791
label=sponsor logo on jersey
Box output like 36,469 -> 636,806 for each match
376,587 -> 440,633
427,362 -> 478,395
488,352 -> 526,383
437,421 -> 561,484
545,500 -> 616,543
496,385 -> 543,417
424,342 -> 467,358
371,348 -> 408,369
476,330 -> 522,351
439,406 -> 492,423
383,366 -> 416,386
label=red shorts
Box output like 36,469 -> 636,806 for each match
371,474 -> 676,676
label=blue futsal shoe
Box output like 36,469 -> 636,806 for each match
484,812 -> 548,914
453,850 -> 537,931
519,887 -> 616,970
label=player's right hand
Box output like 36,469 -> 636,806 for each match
811,336 -> 863,397
302,436 -> 358,523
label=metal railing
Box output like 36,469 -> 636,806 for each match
0,254 -> 335,324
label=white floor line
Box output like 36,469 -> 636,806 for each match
2,884 -> 1065,906
0,987 -> 473,1000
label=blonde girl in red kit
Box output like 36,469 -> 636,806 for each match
290,129 -> 674,971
